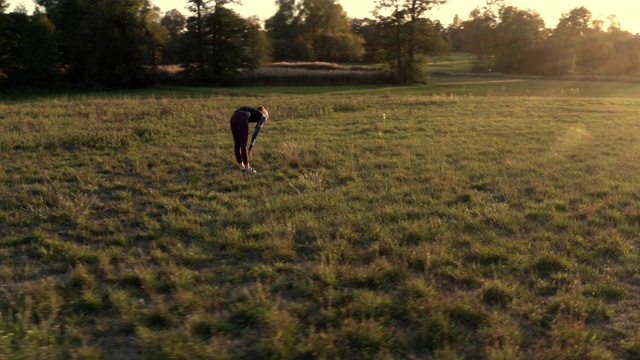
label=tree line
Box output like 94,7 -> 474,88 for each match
1,0 -> 639,90
451,2 -> 640,77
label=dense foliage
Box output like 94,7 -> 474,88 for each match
374,0 -> 450,84
449,3 -> 640,76
1,0 -> 640,90
265,0 -> 365,62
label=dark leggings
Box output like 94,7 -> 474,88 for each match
230,111 -> 249,165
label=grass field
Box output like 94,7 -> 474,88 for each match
2,77 -> 640,359
429,53 -> 474,74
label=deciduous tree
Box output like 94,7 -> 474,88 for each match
0,12 -> 60,88
352,17 -> 379,62
375,0 -> 448,84
160,9 -> 186,64
457,8 -> 497,70
265,0 -> 303,60
493,6 -> 546,73
245,16 -> 273,68
297,0 -> 364,61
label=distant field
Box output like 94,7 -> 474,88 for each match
2,79 -> 640,359
429,52 -> 474,73
19,73 -> 637,98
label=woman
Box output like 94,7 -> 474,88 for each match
229,106 -> 269,173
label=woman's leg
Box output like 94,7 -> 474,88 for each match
230,112 -> 250,168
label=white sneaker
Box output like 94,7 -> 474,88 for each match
242,167 -> 257,174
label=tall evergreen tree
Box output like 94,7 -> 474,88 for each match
182,1 -> 268,84
207,5 -> 247,79
35,0 -> 163,87
186,0 -> 212,76
0,12 -> 60,88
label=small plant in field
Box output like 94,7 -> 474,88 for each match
279,140 -> 303,168
298,169 -> 325,190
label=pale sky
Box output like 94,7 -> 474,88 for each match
7,0 -> 640,34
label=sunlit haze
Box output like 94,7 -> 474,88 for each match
7,0 -> 640,34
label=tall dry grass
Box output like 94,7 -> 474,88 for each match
155,62 -> 396,86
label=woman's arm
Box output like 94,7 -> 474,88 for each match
248,114 -> 267,151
